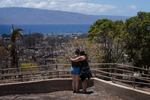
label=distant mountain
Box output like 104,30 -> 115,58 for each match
0,7 -> 128,24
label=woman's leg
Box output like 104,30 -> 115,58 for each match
72,75 -> 76,92
75,75 -> 80,92
82,79 -> 87,93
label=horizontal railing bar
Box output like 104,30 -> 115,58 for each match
113,78 -> 134,83
116,64 -> 149,71
114,78 -> 150,86
95,74 -> 112,79
0,63 -> 149,71
93,69 -> 150,82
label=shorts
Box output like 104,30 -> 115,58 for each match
71,66 -> 80,75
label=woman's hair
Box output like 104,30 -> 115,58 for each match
80,50 -> 86,56
75,48 -> 80,55
80,50 -> 88,60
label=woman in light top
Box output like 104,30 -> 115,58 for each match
70,49 -> 81,93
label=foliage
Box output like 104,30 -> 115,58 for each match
88,12 -> 150,68
125,12 -> 150,67
20,63 -> 37,69
88,19 -> 126,63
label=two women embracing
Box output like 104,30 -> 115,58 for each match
70,49 -> 92,93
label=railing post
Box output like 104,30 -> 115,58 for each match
95,70 -> 97,77
111,65 -> 114,83
112,64 -> 117,83
58,70 -> 59,78
132,76 -> 136,88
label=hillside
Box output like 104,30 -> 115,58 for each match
0,7 -> 128,24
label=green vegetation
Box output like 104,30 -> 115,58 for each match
20,63 -> 37,69
88,12 -> 150,68
88,19 -> 126,63
125,12 -> 150,68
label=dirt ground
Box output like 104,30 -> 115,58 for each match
0,86 -> 123,100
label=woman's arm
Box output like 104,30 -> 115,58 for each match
70,56 -> 86,62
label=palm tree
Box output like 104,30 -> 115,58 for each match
10,25 -> 23,72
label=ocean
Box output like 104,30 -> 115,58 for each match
0,24 -> 91,35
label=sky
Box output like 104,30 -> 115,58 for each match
0,0 -> 149,16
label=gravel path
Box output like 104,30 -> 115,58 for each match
0,87 -> 123,100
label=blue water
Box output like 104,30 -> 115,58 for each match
0,24 -> 90,35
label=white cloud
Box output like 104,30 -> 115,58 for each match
67,2 -> 116,15
0,0 -> 116,15
129,5 -> 137,10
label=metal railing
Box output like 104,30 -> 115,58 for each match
0,64 -> 71,83
0,63 -> 150,92
91,63 -> 150,91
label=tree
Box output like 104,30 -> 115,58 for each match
10,25 -> 23,71
88,19 -> 126,63
125,12 -> 150,68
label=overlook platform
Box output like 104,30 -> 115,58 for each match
0,78 -> 150,100
0,63 -> 150,100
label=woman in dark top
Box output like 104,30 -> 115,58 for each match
79,51 -> 92,93
71,50 -> 92,93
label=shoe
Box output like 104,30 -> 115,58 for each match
83,90 -> 87,94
